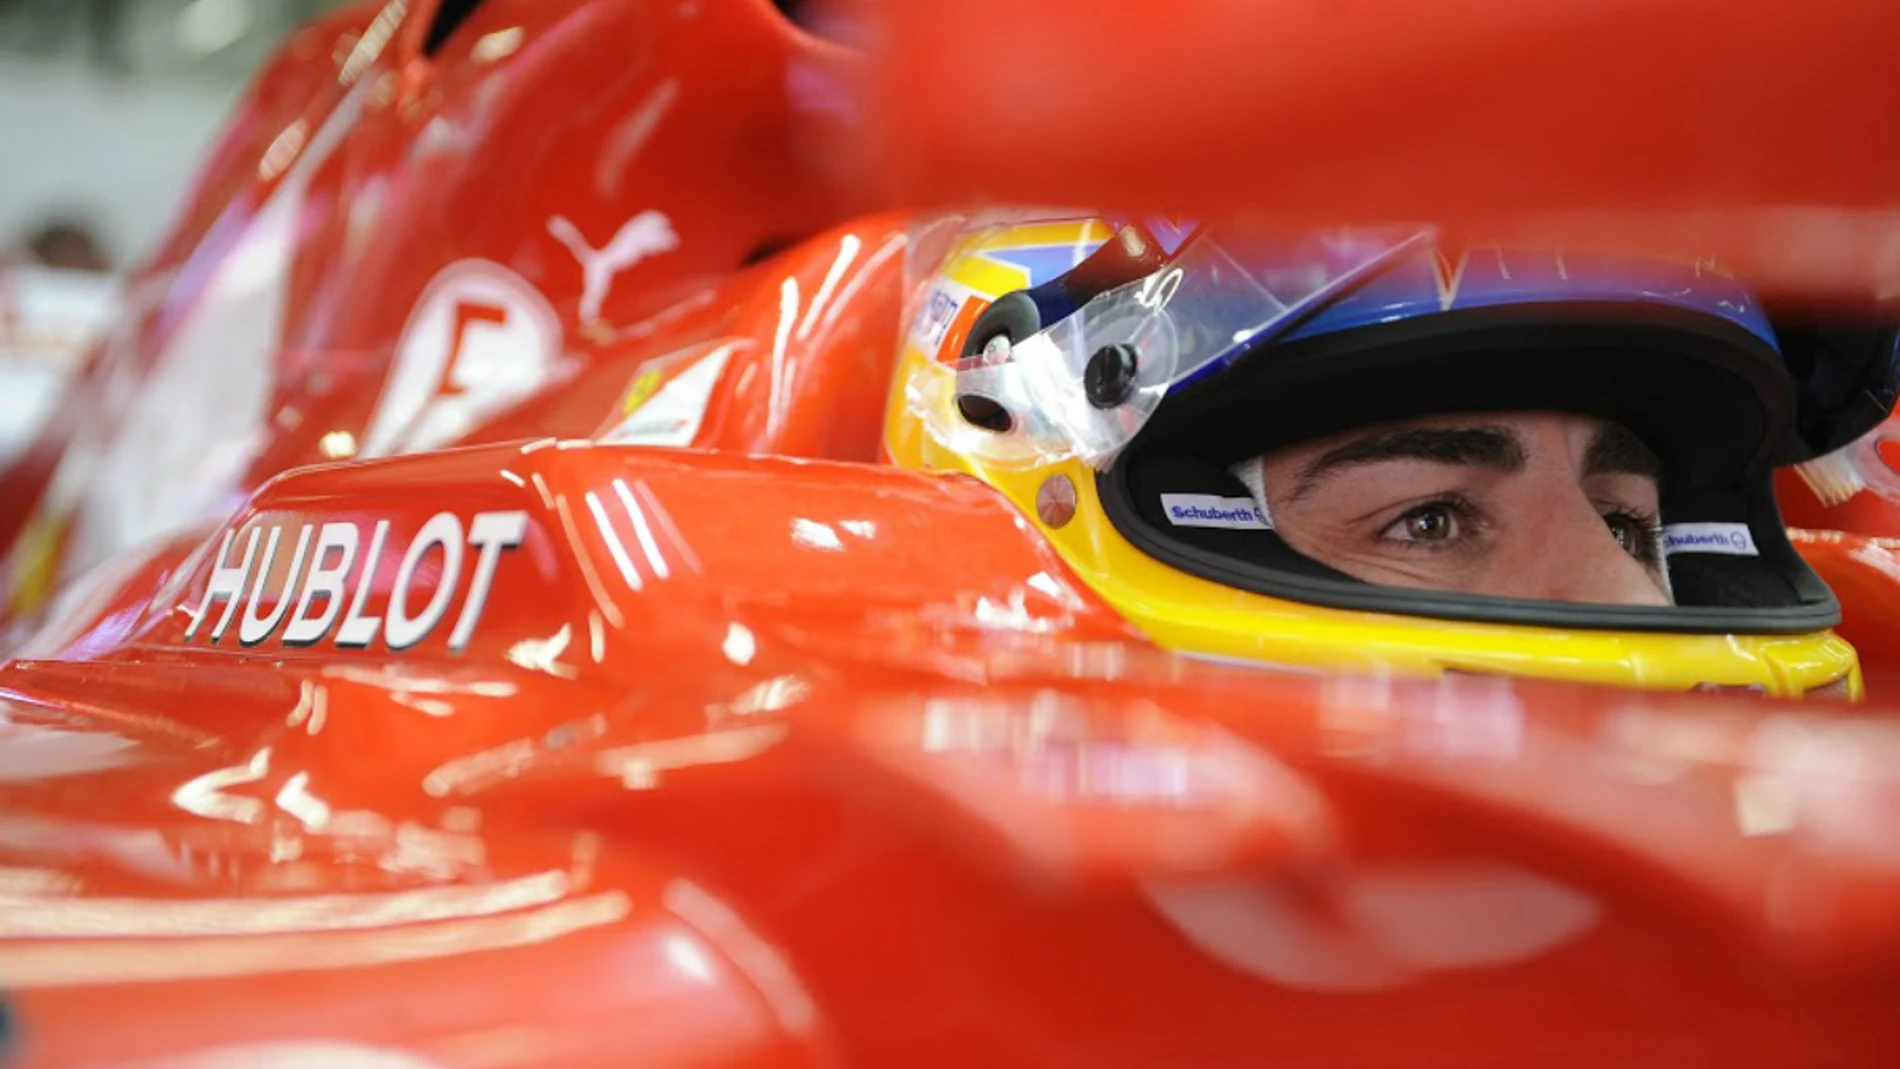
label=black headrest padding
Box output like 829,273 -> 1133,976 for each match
1768,305 -> 1900,462
1661,491 -> 1801,609
1125,456 -> 1360,585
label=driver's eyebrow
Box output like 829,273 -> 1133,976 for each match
1291,425 -> 1525,502
1583,422 -> 1663,481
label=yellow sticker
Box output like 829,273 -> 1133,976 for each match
619,367 -> 665,416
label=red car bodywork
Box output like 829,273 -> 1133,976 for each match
868,0 -> 1900,295
3,2 -> 1900,1066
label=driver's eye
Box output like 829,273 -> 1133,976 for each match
1385,500 -> 1467,544
1406,507 -> 1456,541
1603,510 -> 1660,564
1607,516 -> 1636,553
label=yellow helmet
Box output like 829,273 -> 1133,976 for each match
884,214 -> 1869,698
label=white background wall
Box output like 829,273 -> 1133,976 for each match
0,57 -> 240,268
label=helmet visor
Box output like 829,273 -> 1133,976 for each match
910,224 -> 1430,469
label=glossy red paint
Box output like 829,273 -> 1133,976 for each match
1779,431 -> 1900,539
461,216 -> 909,462
1792,531 -> 1900,697
6,440 -> 1900,1063
0,0 -> 875,611
866,0 -> 1900,296
3,0 -> 1900,1065
1776,412 -> 1900,696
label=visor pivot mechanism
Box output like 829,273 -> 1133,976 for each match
954,391 -> 1014,433
1036,474 -> 1078,527
1085,344 -> 1139,409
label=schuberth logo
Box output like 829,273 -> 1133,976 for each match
1173,504 -> 1256,523
184,510 -> 528,651
918,288 -> 960,351
1660,522 -> 1758,557
1160,493 -> 1270,531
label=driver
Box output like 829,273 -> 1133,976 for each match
1235,411 -> 1668,605
884,216 -> 1894,697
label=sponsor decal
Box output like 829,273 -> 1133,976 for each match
1160,493 -> 1271,530
547,210 -> 679,324
1431,247 -> 1471,311
938,294 -> 992,363
599,344 -> 734,447
183,510 -> 528,651
617,366 -> 666,418
918,287 -> 960,352
363,259 -> 563,459
1661,521 -> 1758,557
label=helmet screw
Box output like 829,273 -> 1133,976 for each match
1084,344 -> 1139,408
1036,474 -> 1078,528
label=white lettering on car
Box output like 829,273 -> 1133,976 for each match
282,522 -> 360,647
386,513 -> 466,652
184,528 -> 259,643
239,525 -> 314,647
185,511 -> 528,652
337,520 -> 393,648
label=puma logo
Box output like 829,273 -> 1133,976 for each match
547,211 -> 680,323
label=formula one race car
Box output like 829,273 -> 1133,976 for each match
2,1 -> 1900,1066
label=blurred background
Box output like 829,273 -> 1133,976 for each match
0,0 -> 352,257
0,0 -> 344,462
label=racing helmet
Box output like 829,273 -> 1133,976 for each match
883,215 -> 1898,697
